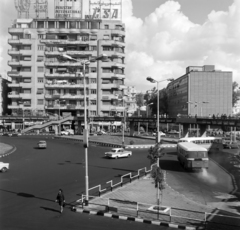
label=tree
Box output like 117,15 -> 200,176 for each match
147,143 -> 166,208
232,81 -> 240,107
135,92 -> 145,108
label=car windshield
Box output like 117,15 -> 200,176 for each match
111,149 -> 118,153
39,141 -> 46,143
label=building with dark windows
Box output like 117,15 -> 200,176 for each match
167,65 -> 232,117
7,1 -> 126,119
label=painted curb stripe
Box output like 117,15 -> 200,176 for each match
74,208 -> 196,230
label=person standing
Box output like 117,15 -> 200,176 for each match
55,189 -> 65,213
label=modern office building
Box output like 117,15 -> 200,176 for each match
167,65 -> 232,117
7,6 -> 126,119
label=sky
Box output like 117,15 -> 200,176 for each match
0,0 -> 238,92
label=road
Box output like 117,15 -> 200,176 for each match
0,135 -> 172,230
0,135 -> 234,230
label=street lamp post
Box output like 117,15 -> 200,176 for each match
61,53 -> 109,206
146,77 -> 174,143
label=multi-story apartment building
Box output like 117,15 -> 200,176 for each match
166,65 -> 232,117
7,17 -> 126,118
0,73 -> 11,116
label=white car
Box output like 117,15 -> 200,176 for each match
152,131 -> 166,137
0,162 -> 9,172
61,129 -> 74,135
105,148 -> 132,159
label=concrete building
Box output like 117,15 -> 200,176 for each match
0,74 -> 11,116
7,17 -> 126,119
167,65 -> 232,117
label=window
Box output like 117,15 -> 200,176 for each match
37,88 -> 44,94
38,45 -> 44,50
102,68 -> 112,73
38,78 -> 44,83
90,46 -> 97,51
91,89 -> 96,94
37,21 -> 44,28
90,78 -> 96,84
37,56 -> 44,62
90,100 -> 96,105
25,34 -> 31,39
37,99 -> 44,105
90,110 -> 96,116
103,46 -> 112,51
48,21 -> 55,28
70,21 -> 76,28
23,89 -> 31,93
22,56 -> 31,61
38,67 -> 44,72
90,35 -> 97,40
38,34 -> 45,39
23,78 -> 31,83
104,25 -> 109,29
23,45 -> 31,50
103,35 -> 109,40
90,67 -> 97,73
59,21 -> 65,29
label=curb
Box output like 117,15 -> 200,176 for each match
54,136 -> 154,149
72,207 -> 197,230
0,145 -> 16,158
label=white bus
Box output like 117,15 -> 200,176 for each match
177,142 -> 209,170
178,137 -> 222,150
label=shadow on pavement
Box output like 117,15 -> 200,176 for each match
40,206 -> 60,213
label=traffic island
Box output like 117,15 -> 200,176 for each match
0,143 -> 16,158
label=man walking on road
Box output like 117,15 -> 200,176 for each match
55,189 -> 65,213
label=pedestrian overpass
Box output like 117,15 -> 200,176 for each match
1,115 -> 239,136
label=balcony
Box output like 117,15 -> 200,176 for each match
101,84 -> 122,89
101,95 -> 117,100
8,61 -> 22,66
45,94 -> 85,100
19,83 -> 32,88
8,39 -> 21,45
41,39 -> 90,45
111,29 -> 125,36
45,61 -> 82,67
8,83 -> 21,87
8,28 -> 24,34
8,93 -> 20,99
45,83 -> 84,88
112,40 -> 126,47
112,73 -> 126,79
8,50 -> 20,55
19,50 -> 32,55
44,51 -> 61,56
8,105 -> 21,109
8,71 -> 20,77
66,50 -> 94,56
19,93 -> 32,99
102,62 -> 125,68
45,73 -> 76,78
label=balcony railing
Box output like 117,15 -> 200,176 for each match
45,83 -> 85,88
45,61 -> 82,67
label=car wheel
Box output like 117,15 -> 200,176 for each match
1,167 -> 7,173
128,154 -> 130,157
115,156 -> 118,159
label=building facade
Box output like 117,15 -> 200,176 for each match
7,17 -> 126,118
0,74 -> 12,116
167,65 -> 232,117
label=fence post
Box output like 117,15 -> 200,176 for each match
81,194 -> 84,209
169,207 -> 171,222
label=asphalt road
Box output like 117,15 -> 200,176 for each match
0,136 -> 173,230
0,135 -> 235,230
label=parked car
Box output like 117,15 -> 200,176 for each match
61,129 -> 74,136
38,140 -> 47,149
105,148 -> 132,159
168,130 -> 180,134
0,162 -> 9,172
97,130 -> 107,135
152,131 -> 166,137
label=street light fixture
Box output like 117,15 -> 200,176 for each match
61,53 -> 109,206
146,77 -> 174,144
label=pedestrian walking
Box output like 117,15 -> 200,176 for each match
55,189 -> 65,213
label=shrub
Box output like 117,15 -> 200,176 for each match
129,140 -> 134,145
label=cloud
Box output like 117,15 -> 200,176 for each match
122,0 -> 240,91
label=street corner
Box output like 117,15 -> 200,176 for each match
0,143 -> 16,158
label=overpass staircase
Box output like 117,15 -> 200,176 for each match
22,115 -> 74,134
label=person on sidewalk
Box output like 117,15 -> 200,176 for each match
55,189 -> 65,213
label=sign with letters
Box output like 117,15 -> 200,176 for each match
55,0 -> 82,18
88,0 -> 122,20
